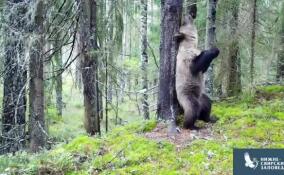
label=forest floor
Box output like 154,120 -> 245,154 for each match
0,85 -> 284,175
145,122 -> 214,151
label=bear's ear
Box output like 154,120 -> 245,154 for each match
174,32 -> 185,42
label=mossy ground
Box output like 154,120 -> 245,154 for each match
0,86 -> 283,175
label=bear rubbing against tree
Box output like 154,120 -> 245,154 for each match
175,15 -> 220,130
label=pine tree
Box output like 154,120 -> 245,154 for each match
140,0 -> 149,120
2,0 -> 27,153
29,0 -> 48,152
158,0 -> 183,132
227,0 -> 241,96
77,0 -> 101,135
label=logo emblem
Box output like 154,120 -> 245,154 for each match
244,152 -> 258,169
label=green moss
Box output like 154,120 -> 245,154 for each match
67,171 -> 89,175
93,127 -> 179,174
258,85 -> 284,93
109,120 -> 157,137
37,153 -> 74,174
142,120 -> 158,132
274,112 -> 284,120
63,136 -> 101,154
124,119 -> 157,133
1,86 -> 284,174
179,140 -> 233,174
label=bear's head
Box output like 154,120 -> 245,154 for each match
175,15 -> 198,48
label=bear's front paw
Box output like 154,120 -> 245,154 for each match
210,47 -> 220,58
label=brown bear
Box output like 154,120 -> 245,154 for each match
175,15 -> 219,130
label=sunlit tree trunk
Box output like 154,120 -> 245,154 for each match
78,0 -> 100,135
140,0 -> 149,120
2,0 -> 27,153
158,0 -> 183,131
29,0 -> 47,152
205,0 -> 218,96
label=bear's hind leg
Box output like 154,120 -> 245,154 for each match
182,95 -> 200,130
199,94 -> 218,123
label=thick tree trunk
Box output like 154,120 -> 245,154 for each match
141,0 -> 149,120
29,0 -> 47,152
1,0 -> 27,153
227,1 -> 241,96
277,2 -> 284,82
54,34 -> 63,117
78,0 -> 100,135
250,0 -> 257,85
205,0 -> 218,96
158,0 -> 183,124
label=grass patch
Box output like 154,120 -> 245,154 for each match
257,85 -> 284,93
1,86 -> 284,174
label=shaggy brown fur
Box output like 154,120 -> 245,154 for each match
175,16 -> 219,129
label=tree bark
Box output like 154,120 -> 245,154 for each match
205,0 -> 218,96
78,0 -> 100,135
29,0 -> 47,152
53,34 -> 63,117
250,0 -> 257,85
141,0 -> 149,120
158,0 -> 183,124
227,0 -> 241,96
277,2 -> 284,82
2,0 -> 27,153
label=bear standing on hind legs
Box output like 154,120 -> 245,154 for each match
175,15 -> 219,130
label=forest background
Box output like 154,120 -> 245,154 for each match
0,0 -> 283,174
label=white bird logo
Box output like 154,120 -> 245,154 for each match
244,152 -> 258,169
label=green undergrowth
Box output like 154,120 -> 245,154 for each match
257,85 -> 284,93
1,86 -> 284,175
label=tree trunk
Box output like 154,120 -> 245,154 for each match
158,0 -> 183,125
141,0 -> 149,120
53,34 -> 63,117
205,0 -> 218,96
78,0 -> 100,135
277,2 -> 284,82
104,0 -> 113,132
29,0 -> 47,152
227,1 -> 241,96
1,0 -> 27,153
250,0 -> 257,85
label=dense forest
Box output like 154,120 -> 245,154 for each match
0,0 -> 283,174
